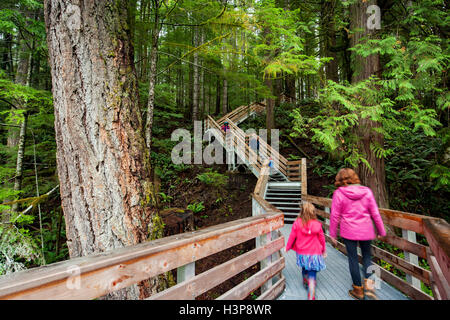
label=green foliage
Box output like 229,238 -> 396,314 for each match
0,225 -> 43,275
386,130 -> 450,218
158,192 -> 173,204
187,201 -> 205,214
196,169 -> 229,188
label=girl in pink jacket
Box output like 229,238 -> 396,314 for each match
286,202 -> 326,300
329,168 -> 386,300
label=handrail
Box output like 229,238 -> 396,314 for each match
303,193 -> 450,300
254,160 -> 270,197
224,118 -> 263,173
246,132 -> 289,177
247,133 -> 288,167
423,218 -> 450,299
0,212 -> 284,300
225,118 -> 289,180
217,102 -> 265,126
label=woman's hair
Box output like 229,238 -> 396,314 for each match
298,202 -> 316,226
334,168 -> 361,187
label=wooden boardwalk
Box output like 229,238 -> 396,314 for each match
277,224 -> 409,300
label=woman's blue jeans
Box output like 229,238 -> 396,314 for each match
342,238 -> 372,287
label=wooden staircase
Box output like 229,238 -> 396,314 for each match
205,102 -> 303,223
264,182 -> 302,224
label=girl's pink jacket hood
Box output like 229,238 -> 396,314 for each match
330,185 -> 386,241
285,219 -> 326,255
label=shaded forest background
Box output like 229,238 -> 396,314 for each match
0,0 -> 448,297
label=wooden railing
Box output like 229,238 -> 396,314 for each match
209,103 -> 298,182
217,102 -> 265,126
254,160 -> 270,197
0,210 -> 285,300
286,160 -> 302,181
300,161 -> 450,300
206,115 -> 264,176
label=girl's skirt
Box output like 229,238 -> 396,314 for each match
296,253 -> 326,272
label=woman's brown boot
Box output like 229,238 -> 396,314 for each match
348,284 -> 364,300
364,278 -> 378,300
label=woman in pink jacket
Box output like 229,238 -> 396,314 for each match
329,168 -> 386,300
286,202 -> 326,300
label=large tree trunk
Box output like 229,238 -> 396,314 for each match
44,0 -> 159,299
350,0 -> 388,208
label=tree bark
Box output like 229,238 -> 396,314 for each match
44,0 -> 159,299
215,76 -> 221,115
11,113 -> 28,214
222,78 -> 228,115
7,34 -> 30,148
145,0 -> 160,149
265,77 -> 275,132
192,26 -> 199,121
350,0 -> 388,208
321,0 -> 339,82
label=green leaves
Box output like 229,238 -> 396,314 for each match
429,165 -> 450,191
0,74 -> 53,115
187,201 -> 205,214
196,170 -> 228,188
407,104 -> 441,137
0,225 -> 43,275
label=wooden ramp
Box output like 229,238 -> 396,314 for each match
277,224 -> 409,300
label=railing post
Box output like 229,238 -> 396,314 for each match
252,194 -> 274,294
225,132 -> 235,171
177,262 -> 195,285
402,229 -> 421,289
301,158 -> 307,202
325,207 -> 330,236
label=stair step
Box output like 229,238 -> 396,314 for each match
268,182 -> 301,188
266,190 -> 301,198
272,207 -> 300,212
267,189 -> 301,193
266,201 -> 300,206
264,195 -> 302,202
266,191 -> 300,194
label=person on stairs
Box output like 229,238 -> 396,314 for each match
285,202 -> 327,300
221,121 -> 230,133
329,168 -> 386,300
